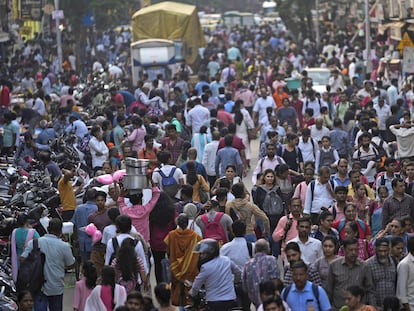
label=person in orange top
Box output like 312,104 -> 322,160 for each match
138,135 -> 159,170
272,86 -> 290,109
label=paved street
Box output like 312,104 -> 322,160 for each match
62,138 -> 261,310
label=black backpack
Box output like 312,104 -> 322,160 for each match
109,237 -> 120,264
16,239 -> 45,295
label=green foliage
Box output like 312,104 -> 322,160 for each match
60,0 -> 133,32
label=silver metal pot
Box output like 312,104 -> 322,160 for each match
123,174 -> 148,190
125,158 -> 150,175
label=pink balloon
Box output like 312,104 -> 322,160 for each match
85,223 -> 97,236
92,230 -> 102,243
96,174 -> 113,185
113,169 -> 126,182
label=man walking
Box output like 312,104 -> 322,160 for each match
242,239 -> 280,309
71,188 -> 97,263
252,143 -> 285,184
21,218 -> 75,311
282,260 -> 331,311
326,238 -> 375,310
365,237 -> 397,308
397,236 -> 414,311
287,217 -> 323,264
304,166 -> 335,225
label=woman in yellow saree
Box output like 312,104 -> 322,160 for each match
164,213 -> 202,306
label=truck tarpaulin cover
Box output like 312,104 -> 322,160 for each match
132,1 -> 206,65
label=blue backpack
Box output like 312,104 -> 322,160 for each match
159,167 -> 179,199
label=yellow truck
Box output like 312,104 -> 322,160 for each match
131,1 -> 205,84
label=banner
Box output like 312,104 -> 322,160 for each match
20,0 -> 42,21
403,46 -> 414,73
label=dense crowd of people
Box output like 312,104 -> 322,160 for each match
1,14 -> 414,311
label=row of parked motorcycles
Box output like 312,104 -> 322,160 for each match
0,131 -> 92,310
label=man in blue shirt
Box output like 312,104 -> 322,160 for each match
190,239 -> 241,310
282,261 -> 332,311
215,135 -> 243,178
71,189 -> 97,263
21,218 -> 75,311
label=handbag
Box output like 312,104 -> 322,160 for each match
247,128 -> 258,140
198,176 -> 210,204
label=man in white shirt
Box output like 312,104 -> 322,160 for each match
220,220 -> 253,269
202,131 -> 220,186
287,217 -> 323,264
303,166 -> 335,224
220,220 -> 253,310
374,97 -> 391,139
66,115 -> 88,140
32,93 -> 46,117
396,236 -> 414,311
186,97 -> 210,134
152,151 -> 184,200
253,88 -> 276,126
252,143 -> 285,184
328,69 -> 345,93
302,90 -> 327,118
352,132 -> 379,183
104,215 -> 149,287
309,118 -> 330,143
390,123 -> 414,159
387,78 -> 399,106
298,128 -> 319,167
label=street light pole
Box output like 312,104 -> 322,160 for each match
54,0 -> 62,73
365,0 -> 372,74
316,0 -> 320,50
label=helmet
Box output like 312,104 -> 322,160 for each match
194,238 -> 219,260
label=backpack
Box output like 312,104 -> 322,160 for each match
379,173 -> 400,187
283,282 -> 321,311
16,239 -> 45,295
179,122 -> 191,142
305,98 -> 322,110
356,147 -> 379,169
201,212 -> 228,246
261,186 -> 285,217
158,167 -> 179,199
371,139 -> 387,169
259,156 -> 284,173
309,179 -> 335,202
280,145 -> 300,165
109,237 -> 119,265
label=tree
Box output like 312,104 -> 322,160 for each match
275,0 -> 314,41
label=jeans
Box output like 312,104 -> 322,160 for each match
34,292 -> 63,311
244,233 -> 257,243
269,235 -> 281,257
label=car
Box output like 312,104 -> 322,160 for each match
305,67 -> 332,94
